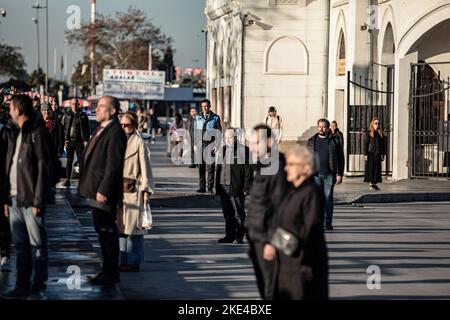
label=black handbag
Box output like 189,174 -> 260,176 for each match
123,177 -> 137,193
270,227 -> 301,256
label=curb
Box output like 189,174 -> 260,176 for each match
335,192 -> 450,205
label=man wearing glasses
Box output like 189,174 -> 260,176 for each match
307,118 -> 344,231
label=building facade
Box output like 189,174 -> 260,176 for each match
205,0 -> 330,140
205,0 -> 450,180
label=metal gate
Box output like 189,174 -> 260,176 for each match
346,66 -> 394,175
410,62 -> 450,178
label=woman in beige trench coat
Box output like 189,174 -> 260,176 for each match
118,112 -> 155,272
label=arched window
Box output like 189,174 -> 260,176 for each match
337,31 -> 346,76
265,36 -> 309,74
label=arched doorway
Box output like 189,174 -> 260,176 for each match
409,18 -> 450,178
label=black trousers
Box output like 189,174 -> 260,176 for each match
219,185 -> 246,240
248,240 -> 276,300
198,161 -> 215,191
92,206 -> 119,279
66,141 -> 85,179
0,211 -> 11,258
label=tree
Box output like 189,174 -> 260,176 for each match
0,43 -> 27,80
66,6 -> 174,83
71,61 -> 91,97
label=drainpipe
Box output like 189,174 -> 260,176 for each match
239,12 -> 246,129
322,0 -> 330,118
368,0 -> 373,79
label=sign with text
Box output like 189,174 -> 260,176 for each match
103,69 -> 165,100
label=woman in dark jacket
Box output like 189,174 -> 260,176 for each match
364,117 -> 386,191
263,145 -> 328,300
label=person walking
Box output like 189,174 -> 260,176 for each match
62,98 -> 90,186
265,145 -> 328,300
215,128 -> 253,244
330,121 -> 344,150
307,118 -> 344,231
1,95 -> 52,299
247,124 -> 289,300
147,108 -> 159,144
50,99 -> 65,125
364,117 -> 386,191
78,96 -> 127,285
264,106 -> 283,144
195,99 -> 222,194
41,103 -> 64,157
117,112 -> 155,272
136,106 -> 148,134
169,113 -> 187,161
186,107 -> 198,168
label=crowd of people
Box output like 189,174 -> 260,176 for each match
0,90 -> 157,299
0,85 -> 387,300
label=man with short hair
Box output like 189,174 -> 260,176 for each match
62,98 -> 90,186
215,128 -> 253,244
195,99 -> 222,193
2,94 -> 51,299
307,118 -> 344,231
78,95 -> 127,285
247,124 -> 289,300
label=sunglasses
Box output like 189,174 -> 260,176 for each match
121,123 -> 132,128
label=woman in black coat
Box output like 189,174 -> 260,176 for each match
364,117 -> 386,191
263,145 -> 328,300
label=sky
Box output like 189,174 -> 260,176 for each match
0,0 -> 206,82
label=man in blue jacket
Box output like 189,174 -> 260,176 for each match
194,99 -> 222,193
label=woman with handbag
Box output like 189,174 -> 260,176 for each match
364,117 -> 386,191
263,145 -> 328,300
118,112 -> 155,272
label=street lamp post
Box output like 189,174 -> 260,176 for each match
32,16 -> 40,92
90,0 -> 96,96
32,2 -> 48,94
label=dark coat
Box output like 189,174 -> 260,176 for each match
307,133 -> 345,176
78,118 -> 127,205
247,153 -> 289,243
1,117 -> 51,209
186,116 -> 196,142
331,129 -> 344,149
62,109 -> 90,143
45,116 -> 64,156
274,177 -> 328,300
215,143 -> 253,197
363,131 -> 386,183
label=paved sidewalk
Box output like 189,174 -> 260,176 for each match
0,192 -> 123,300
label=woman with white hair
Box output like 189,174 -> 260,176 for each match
263,145 -> 329,300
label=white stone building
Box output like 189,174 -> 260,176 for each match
205,0 -> 450,180
204,0 -> 331,141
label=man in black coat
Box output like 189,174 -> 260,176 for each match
247,124 -> 289,300
307,118 -> 344,231
78,95 -> 127,285
215,128 -> 253,244
62,98 -> 90,186
1,95 -> 51,299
